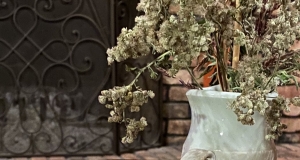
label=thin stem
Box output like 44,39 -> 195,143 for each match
263,56 -> 281,90
186,67 -> 203,90
232,0 -> 241,69
213,32 -> 229,91
122,110 -> 126,123
223,39 -> 228,68
129,51 -> 172,86
210,15 -> 222,29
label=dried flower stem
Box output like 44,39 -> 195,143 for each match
263,56 -> 281,90
102,0 -> 300,143
129,51 -> 172,86
223,40 -> 228,66
232,0 -> 241,69
186,67 -> 203,90
213,33 -> 229,91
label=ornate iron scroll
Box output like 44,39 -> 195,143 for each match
0,0 -> 116,156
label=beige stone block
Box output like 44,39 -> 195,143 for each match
290,40 -> 300,51
31,158 -> 47,160
86,156 -> 106,160
166,136 -> 187,145
169,3 -> 180,14
283,104 -> 300,116
49,157 -> 65,160
102,155 -> 122,159
120,153 -> 139,159
281,118 -> 300,132
168,120 -> 191,135
163,102 -> 190,118
12,158 -> 28,160
135,150 -> 159,160
160,146 -> 182,159
169,86 -> 189,101
277,86 -> 300,98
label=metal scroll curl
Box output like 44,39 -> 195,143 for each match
0,0 -> 114,156
34,0 -> 83,21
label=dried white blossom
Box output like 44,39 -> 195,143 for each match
101,0 -> 300,143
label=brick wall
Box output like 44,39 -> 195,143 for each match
277,86 -> 300,143
162,69 -> 192,145
162,72 -> 300,145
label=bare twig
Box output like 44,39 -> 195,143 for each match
232,0 -> 241,69
179,79 -> 198,89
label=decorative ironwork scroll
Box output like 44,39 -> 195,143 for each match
0,0 -> 116,156
0,0 -> 162,156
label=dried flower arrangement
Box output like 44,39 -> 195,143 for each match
98,0 -> 300,143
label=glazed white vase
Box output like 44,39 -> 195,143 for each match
181,86 -> 277,160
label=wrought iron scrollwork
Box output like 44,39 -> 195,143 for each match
0,0 -> 162,156
0,0 -> 115,156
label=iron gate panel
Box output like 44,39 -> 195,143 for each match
0,0 -> 116,156
0,0 -> 162,157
